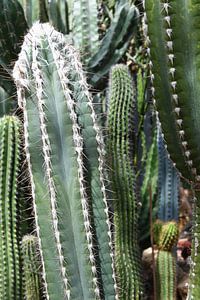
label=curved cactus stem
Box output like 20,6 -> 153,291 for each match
14,23 -> 117,300
107,64 -> 143,299
0,116 -> 23,300
22,235 -> 41,300
72,0 -> 99,62
156,250 -> 176,300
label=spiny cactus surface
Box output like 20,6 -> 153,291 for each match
22,235 -> 40,300
13,22 -> 116,300
107,64 -> 143,299
156,250 -> 176,300
0,116 -> 23,300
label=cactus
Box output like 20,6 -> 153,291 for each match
22,235 -> 41,300
157,128 -> 180,222
13,23 -> 117,300
156,250 -> 176,300
107,64 -> 143,299
72,0 -> 99,62
0,116 -> 23,300
143,1 -> 200,297
87,2 -> 139,89
153,221 -> 178,300
157,221 -> 179,251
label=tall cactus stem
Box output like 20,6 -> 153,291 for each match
107,64 -> 143,299
13,23 -> 117,299
0,116 -> 23,300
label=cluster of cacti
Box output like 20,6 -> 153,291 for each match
1,0 -> 200,299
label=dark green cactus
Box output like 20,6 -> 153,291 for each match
156,250 -> 176,300
144,1 -> 200,297
0,116 -> 23,300
13,23 -> 117,300
107,64 -> 143,299
22,235 -> 41,300
88,2 -> 139,89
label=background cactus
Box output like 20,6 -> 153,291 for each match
0,116 -> 23,300
13,23 -> 117,300
22,235 -> 41,300
107,64 -> 143,299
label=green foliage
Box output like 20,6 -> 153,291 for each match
13,23 -> 116,300
107,64 -> 143,299
0,116 -> 23,300
22,235 -> 41,300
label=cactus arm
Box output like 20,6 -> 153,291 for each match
87,3 -> 139,89
45,0 -> 69,33
22,235 -> 40,300
0,116 -> 23,300
107,64 -> 143,299
66,47 -> 117,298
72,0 -> 99,62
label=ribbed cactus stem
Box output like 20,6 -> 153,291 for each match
107,64 -> 143,299
13,23 -> 116,299
0,116 -> 23,300
22,235 -> 40,300
156,250 -> 176,300
158,221 -> 179,251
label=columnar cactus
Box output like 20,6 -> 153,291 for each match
22,235 -> 41,300
107,64 -> 143,299
143,1 -> 200,298
156,250 -> 176,300
13,23 -> 117,300
0,116 -> 23,300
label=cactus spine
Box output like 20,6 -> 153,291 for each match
13,23 -> 117,300
143,0 -> 200,297
107,64 -> 143,299
0,116 -> 23,300
22,235 -> 40,300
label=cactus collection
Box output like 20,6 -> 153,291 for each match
0,0 -> 200,299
